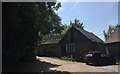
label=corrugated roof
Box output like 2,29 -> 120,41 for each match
105,27 -> 120,43
74,26 -> 103,43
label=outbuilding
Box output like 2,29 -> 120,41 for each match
105,27 -> 120,60
37,26 -> 105,61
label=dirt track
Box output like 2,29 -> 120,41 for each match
37,56 -> 118,72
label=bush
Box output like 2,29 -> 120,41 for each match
60,55 -> 75,61
117,60 -> 120,64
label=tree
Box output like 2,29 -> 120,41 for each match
70,18 -> 84,29
34,2 -> 62,36
61,24 -> 71,34
103,24 -> 120,40
2,2 -> 62,68
3,3 -> 36,66
61,18 -> 84,34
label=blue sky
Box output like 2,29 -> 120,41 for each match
56,2 -> 118,41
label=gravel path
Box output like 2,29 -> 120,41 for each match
37,56 -> 118,72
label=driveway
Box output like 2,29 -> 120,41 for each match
36,56 -> 118,72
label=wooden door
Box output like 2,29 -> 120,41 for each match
61,45 -> 66,56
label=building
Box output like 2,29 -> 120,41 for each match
105,27 -> 120,60
37,26 -> 105,61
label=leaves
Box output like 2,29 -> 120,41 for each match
70,18 -> 84,29
61,18 -> 85,34
34,2 -> 62,36
103,24 -> 120,40
54,2 -> 61,11
2,2 -> 62,66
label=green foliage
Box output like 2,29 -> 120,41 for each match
117,60 -> 120,64
54,2 -> 61,11
116,24 -> 120,28
103,24 -> 120,40
61,18 -> 84,34
70,18 -> 84,29
34,2 -> 63,36
61,24 -> 71,34
60,55 -> 75,61
3,3 -> 37,65
2,2 -> 62,67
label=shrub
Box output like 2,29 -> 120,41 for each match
60,55 -> 75,61
117,60 -> 120,64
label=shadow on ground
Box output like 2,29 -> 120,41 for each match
86,63 -> 117,67
2,71 -> 71,74
2,60 -> 71,74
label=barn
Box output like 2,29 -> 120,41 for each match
105,27 -> 120,60
37,26 -> 105,61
